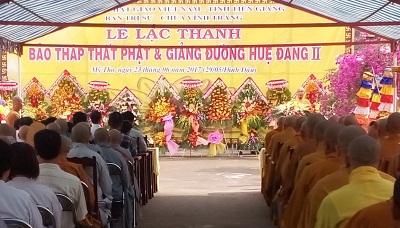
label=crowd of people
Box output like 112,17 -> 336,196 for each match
262,113 -> 400,228
0,96 -> 147,228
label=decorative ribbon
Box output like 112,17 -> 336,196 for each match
162,113 -> 179,155
207,130 -> 225,157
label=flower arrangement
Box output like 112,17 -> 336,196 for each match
47,71 -> 86,119
177,79 -> 208,148
205,85 -> 232,127
84,81 -> 111,124
152,131 -> 166,147
146,90 -> 176,124
239,130 -> 260,151
272,100 -> 312,117
21,83 -> 49,121
266,79 -> 291,106
50,78 -> 83,119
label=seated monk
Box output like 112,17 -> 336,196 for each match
264,116 -> 297,205
298,126 -> 395,228
262,116 -> 284,195
344,174 -> 400,228
58,136 -> 96,213
295,120 -> 333,181
316,135 -> 394,228
281,124 -> 344,228
276,117 -> 306,182
281,113 -> 325,203
379,112 -> 400,173
343,114 -> 359,126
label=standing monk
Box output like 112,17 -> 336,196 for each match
6,96 -> 22,127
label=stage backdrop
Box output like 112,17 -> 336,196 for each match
15,0 -> 346,107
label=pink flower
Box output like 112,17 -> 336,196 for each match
208,131 -> 223,144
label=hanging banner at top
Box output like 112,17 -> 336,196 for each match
20,1 -> 346,102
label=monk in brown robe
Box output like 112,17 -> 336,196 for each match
295,120 -> 333,181
368,121 -> 379,139
379,112 -> 400,173
298,126 -> 395,228
262,116 -> 284,196
276,117 -> 306,180
264,116 -> 297,205
377,118 -> 389,139
281,124 -> 344,228
281,113 -> 325,204
345,175 -> 400,228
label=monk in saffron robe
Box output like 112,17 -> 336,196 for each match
281,124 -> 344,228
276,117 -> 306,181
379,112 -> 400,174
295,120 -> 333,181
281,113 -> 325,204
298,126 -> 367,228
316,135 -> 394,228
261,116 -> 284,196
264,116 -> 297,205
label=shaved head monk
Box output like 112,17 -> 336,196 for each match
46,122 -> 61,134
379,112 -> 400,173
18,125 -> 29,142
264,115 -> 297,204
377,118 -> 389,139
295,120 -> 333,181
282,124 -> 344,228
262,116 -> 285,197
276,116 -> 306,179
299,126 -> 394,228
6,96 -> 22,127
343,114 -> 359,126
316,135 -> 394,228
281,114 -> 325,203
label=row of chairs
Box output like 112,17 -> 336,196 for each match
2,205 -> 55,228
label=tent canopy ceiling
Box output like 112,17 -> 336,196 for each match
0,0 -> 399,44
274,0 -> 400,40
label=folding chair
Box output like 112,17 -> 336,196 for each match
2,219 -> 32,228
37,205 -> 56,228
107,163 -> 125,228
56,194 -> 78,227
67,156 -> 99,219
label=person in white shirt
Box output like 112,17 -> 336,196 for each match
0,139 -> 43,228
34,129 -> 89,228
90,110 -> 102,136
7,142 -> 62,228
68,122 -> 113,225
